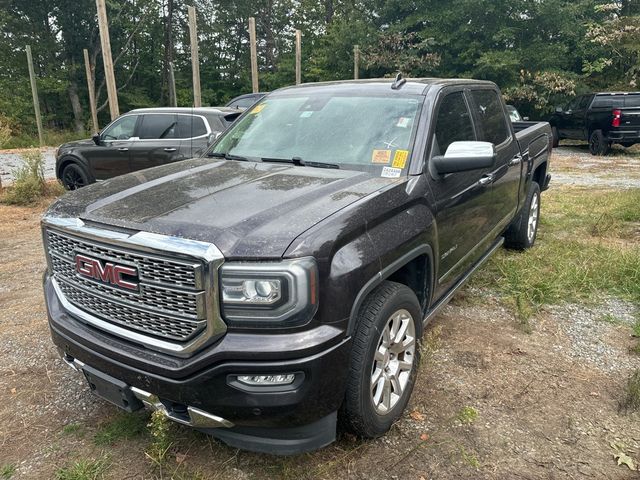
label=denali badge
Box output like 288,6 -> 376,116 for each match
75,254 -> 139,291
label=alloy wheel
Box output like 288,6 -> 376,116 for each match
370,308 -> 416,415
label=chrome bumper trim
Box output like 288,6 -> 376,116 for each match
130,387 -> 234,429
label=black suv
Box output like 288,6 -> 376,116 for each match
549,92 -> 640,155
56,107 -> 240,189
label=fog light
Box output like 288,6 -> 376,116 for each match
237,374 -> 296,386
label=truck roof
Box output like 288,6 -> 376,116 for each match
274,78 -> 497,96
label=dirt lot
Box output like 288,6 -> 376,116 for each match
1,144 -> 639,479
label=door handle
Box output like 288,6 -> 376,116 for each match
163,148 -> 177,152
478,174 -> 494,186
509,155 -> 522,166
118,147 -> 128,152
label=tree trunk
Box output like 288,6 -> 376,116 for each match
163,0 -> 176,106
68,79 -> 85,134
262,0 -> 277,72
325,0 -> 334,24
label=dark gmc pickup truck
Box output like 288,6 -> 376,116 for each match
42,78 -> 552,455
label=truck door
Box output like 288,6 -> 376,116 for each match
568,95 -> 592,140
427,90 -> 496,291
468,89 -> 520,230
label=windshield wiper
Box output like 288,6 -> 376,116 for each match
261,157 -> 340,169
207,152 -> 249,161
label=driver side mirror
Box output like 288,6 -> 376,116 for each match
432,141 -> 496,175
208,131 -> 222,145
92,133 -> 101,145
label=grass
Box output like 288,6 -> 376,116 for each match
55,457 -> 110,480
1,129 -> 86,150
470,187 -> 640,319
62,423 -> 84,436
93,412 -> 148,446
456,406 -> 478,424
1,464 -> 16,479
0,149 -> 63,205
145,410 -> 174,469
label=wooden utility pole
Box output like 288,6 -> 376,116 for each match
249,17 -> 259,93
188,5 -> 201,107
168,61 -> 177,107
25,45 -> 44,146
353,45 -> 360,80
295,29 -> 302,85
96,0 -> 119,120
83,49 -> 99,133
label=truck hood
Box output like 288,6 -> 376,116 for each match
46,158 -> 398,258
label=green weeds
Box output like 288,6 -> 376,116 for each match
55,456 -> 110,480
94,412 -> 148,446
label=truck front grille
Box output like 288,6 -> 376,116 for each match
46,229 -> 207,342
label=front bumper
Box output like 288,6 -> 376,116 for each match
45,274 -> 351,454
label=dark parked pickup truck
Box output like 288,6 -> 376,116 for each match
549,92 -> 640,155
42,78 -> 552,455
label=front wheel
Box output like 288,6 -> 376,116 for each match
341,281 -> 422,438
61,163 -> 89,190
504,182 -> 541,250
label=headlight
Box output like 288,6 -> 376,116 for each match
220,257 -> 318,327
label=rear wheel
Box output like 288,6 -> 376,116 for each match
589,130 -> 610,156
551,126 -> 559,148
61,163 -> 89,190
621,142 -> 634,148
341,281 -> 422,438
504,182 -> 541,250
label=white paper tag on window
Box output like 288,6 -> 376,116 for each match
396,117 -> 411,128
381,166 -> 402,178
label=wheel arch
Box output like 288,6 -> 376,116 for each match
57,155 -> 91,181
347,245 -> 434,336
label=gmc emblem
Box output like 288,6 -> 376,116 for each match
75,254 -> 139,291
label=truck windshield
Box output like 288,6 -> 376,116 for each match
209,93 -> 422,176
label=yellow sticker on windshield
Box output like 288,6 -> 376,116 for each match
250,104 -> 266,114
371,149 -> 391,164
392,150 -> 409,168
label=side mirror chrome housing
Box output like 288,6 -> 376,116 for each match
432,141 -> 496,175
92,133 -> 101,145
555,106 -> 563,113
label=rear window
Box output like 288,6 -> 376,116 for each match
470,90 -> 510,145
175,115 -> 208,138
625,96 -> 640,107
592,96 -> 626,108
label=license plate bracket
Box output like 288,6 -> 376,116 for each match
82,365 -> 143,413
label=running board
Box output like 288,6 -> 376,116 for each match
423,237 -> 504,327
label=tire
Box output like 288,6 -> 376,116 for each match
621,142 -> 634,149
504,182 -> 541,250
341,281 -> 422,438
61,163 -> 89,190
589,129 -> 610,156
551,126 -> 559,148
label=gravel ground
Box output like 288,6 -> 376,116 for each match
0,147 -> 57,185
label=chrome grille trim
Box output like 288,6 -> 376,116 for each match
42,216 -> 226,357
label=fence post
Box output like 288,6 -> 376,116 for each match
188,5 -> 201,107
26,46 -> 44,146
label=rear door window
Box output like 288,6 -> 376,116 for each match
470,90 -> 510,145
432,91 -> 476,156
138,114 -> 178,139
175,115 -> 208,138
